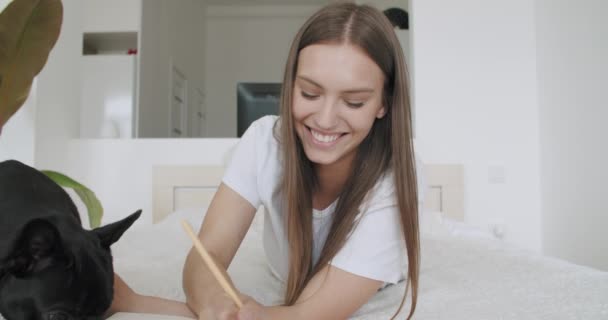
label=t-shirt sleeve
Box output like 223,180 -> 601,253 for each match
330,206 -> 406,284
222,121 -> 262,209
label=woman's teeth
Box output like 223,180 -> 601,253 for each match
311,129 -> 340,143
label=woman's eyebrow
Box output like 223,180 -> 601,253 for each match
297,75 -> 374,94
297,75 -> 323,88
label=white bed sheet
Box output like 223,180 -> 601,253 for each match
108,210 -> 608,320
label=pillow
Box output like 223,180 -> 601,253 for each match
420,210 -> 495,240
419,210 -> 451,237
441,217 -> 495,239
157,206 -> 209,229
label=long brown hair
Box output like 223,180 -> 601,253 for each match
275,2 -> 419,319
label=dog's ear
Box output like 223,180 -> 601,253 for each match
92,210 -> 142,248
1,219 -> 67,277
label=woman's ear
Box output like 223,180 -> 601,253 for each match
376,106 -> 387,119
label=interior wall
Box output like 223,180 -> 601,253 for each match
204,5 -> 319,137
34,0 -> 83,174
63,139 -> 238,225
411,0 -> 542,251
203,1 -> 410,138
138,0 -> 206,137
536,0 -> 608,270
0,82 -> 36,166
83,0 -> 141,33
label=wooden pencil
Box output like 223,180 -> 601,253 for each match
181,220 -> 244,308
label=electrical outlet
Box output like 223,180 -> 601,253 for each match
491,224 -> 506,239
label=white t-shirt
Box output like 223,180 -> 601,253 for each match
222,116 -> 424,285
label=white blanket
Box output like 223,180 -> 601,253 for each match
107,210 -> 608,319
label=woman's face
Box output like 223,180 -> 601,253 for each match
293,43 -> 386,168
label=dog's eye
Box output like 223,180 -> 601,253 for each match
46,311 -> 71,320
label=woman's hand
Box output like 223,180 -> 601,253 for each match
106,273 -> 196,319
236,295 -> 266,320
195,292 -> 241,320
105,274 -> 137,318
194,293 -> 265,320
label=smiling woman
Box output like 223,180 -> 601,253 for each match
178,2 -> 420,320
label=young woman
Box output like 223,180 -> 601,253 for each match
183,2 -> 420,320
106,2 -> 420,320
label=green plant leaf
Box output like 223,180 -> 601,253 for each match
41,170 -> 104,229
0,0 -> 63,131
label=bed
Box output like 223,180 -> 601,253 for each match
107,164 -> 608,319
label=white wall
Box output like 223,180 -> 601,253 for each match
411,0 -> 542,251
204,2 -> 410,138
0,81 -> 37,166
58,1 -> 414,226
138,0 -> 206,137
33,0 -> 83,173
83,0 -> 141,33
536,0 -> 608,270
204,5 -> 320,137
63,139 -> 237,225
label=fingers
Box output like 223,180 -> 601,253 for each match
199,311 -> 238,320
237,307 -> 255,320
193,291 -> 260,320
236,296 -> 264,320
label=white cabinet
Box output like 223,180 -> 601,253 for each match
80,0 -> 141,139
81,56 -> 137,138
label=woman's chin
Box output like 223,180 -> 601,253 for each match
304,151 -> 339,166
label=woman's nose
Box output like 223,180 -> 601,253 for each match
315,98 -> 339,130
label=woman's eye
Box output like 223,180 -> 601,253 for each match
301,91 -> 319,100
345,101 -> 365,108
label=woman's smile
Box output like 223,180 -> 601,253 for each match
306,126 -> 347,148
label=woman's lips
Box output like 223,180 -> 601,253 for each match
306,126 -> 346,148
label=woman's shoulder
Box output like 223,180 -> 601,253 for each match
248,115 -> 279,136
361,170 -> 397,214
236,115 -> 281,155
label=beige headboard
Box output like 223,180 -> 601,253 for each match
152,164 -> 465,223
152,165 -> 224,223
422,164 -> 465,221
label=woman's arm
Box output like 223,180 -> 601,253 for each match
183,183 -> 257,317
240,265 -> 383,320
105,274 -> 196,319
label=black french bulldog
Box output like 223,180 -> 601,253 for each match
0,160 -> 141,320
